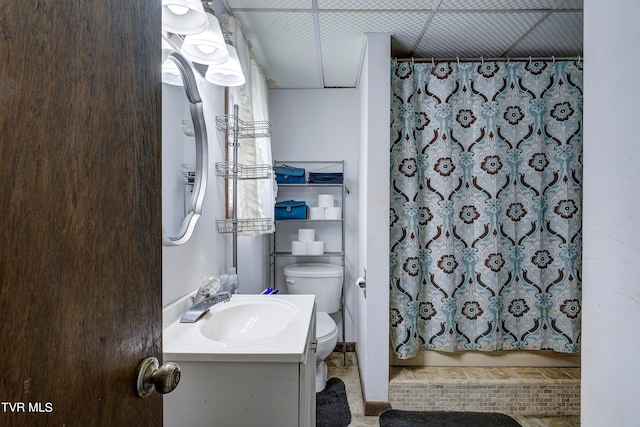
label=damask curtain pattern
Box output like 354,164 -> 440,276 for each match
389,59 -> 583,359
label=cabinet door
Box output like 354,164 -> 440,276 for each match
0,1 -> 163,426
165,362 -> 299,427
299,306 -> 317,427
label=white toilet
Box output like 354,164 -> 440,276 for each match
283,263 -> 342,393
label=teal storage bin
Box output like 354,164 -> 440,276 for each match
274,200 -> 307,220
274,165 -> 306,184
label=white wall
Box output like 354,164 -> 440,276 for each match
236,235 -> 271,294
267,88 -> 360,341
267,35 -> 391,405
357,33 -> 391,405
582,0 -> 640,425
162,73 -> 230,307
357,48 -> 370,403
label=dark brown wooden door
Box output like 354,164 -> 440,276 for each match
0,1 -> 163,425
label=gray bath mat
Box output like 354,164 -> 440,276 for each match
379,410 -> 521,427
316,377 -> 351,427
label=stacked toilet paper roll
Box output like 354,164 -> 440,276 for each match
308,194 -> 342,220
298,228 -> 315,242
291,240 -> 308,255
290,228 -> 325,255
318,194 -> 334,208
308,207 -> 325,220
325,207 -> 341,220
307,240 -> 325,255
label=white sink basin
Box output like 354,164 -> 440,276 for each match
199,298 -> 298,342
163,294 -> 316,363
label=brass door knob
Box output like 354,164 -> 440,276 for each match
136,357 -> 181,398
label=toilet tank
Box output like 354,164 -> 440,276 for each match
283,263 -> 343,313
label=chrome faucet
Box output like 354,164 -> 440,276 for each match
180,291 -> 231,323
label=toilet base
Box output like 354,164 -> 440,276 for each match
315,361 -> 328,393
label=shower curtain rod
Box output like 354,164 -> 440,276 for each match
395,55 -> 582,64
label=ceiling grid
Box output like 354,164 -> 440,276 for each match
223,0 -> 583,88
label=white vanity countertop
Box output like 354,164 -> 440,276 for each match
163,293 -> 316,363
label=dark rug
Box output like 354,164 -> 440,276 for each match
379,410 -> 522,427
316,377 -> 351,427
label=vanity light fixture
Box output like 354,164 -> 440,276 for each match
162,0 -> 208,35
162,59 -> 184,86
162,33 -> 181,63
205,44 -> 245,87
162,34 -> 185,85
181,4 -> 229,65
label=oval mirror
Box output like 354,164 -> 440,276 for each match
162,51 -> 208,246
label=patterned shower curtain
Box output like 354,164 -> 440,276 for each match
389,59 -> 583,359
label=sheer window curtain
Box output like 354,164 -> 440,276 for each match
222,15 -> 274,235
389,59 -> 583,358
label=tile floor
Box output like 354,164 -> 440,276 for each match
389,366 -> 580,417
325,352 -> 378,426
324,352 -> 581,427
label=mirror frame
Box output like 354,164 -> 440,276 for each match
162,51 -> 208,246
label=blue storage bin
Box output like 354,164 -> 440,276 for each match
274,165 -> 306,184
274,200 -> 307,220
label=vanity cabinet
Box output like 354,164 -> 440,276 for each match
163,298 -> 317,427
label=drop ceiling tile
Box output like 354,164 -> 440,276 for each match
318,0 -> 437,10
234,11 -> 322,88
439,0 -> 558,10
558,0 -> 583,9
226,0 -> 583,88
507,12 -> 583,57
416,12 -> 546,58
226,0 -> 311,10
319,11 -> 429,87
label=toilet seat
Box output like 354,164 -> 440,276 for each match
316,312 -> 337,341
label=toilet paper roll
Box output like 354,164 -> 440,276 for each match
291,240 -> 308,255
298,228 -> 315,242
308,207 -> 325,220
307,240 -> 325,255
325,207 -> 342,220
318,194 -> 334,208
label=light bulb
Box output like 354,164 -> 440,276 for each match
197,45 -> 216,54
167,5 -> 189,15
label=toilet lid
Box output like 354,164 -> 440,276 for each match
284,263 -> 343,278
316,312 -> 337,340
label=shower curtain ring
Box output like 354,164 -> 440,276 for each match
431,57 -> 435,66
480,56 -> 484,65
456,57 -> 460,65
552,55 -> 556,64
529,56 -> 532,66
